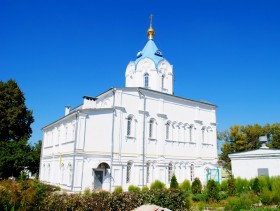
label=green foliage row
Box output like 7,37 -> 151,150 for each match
0,179 -> 59,211
0,179 -> 189,211
42,189 -> 189,211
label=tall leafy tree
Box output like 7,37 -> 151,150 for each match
0,79 -> 34,178
218,123 -> 280,173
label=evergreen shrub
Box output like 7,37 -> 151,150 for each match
191,178 -> 202,194
170,174 -> 179,189
150,180 -> 165,190
220,179 -> 228,192
141,186 -> 149,191
113,186 -> 123,193
206,179 -> 219,202
179,179 -> 191,193
128,185 -> 140,193
227,176 -> 236,196
252,177 -> 261,194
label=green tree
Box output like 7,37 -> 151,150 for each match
218,123 -> 280,172
26,140 -> 42,175
0,79 -> 34,178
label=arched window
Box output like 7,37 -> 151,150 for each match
168,162 -> 173,182
60,163 -> 64,184
127,116 -> 132,136
126,161 -> 132,183
190,164 -> 194,182
68,163 -> 72,186
162,75 -> 165,89
144,73 -> 149,88
202,126 -> 206,143
149,119 -> 155,139
146,162 -> 150,183
166,122 -> 170,140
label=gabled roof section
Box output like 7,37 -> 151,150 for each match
229,148 -> 280,158
135,40 -> 164,69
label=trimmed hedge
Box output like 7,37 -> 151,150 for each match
41,189 -> 190,211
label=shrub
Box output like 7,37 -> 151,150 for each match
220,179 -> 228,192
141,186 -> 149,191
146,189 -> 189,210
170,174 -> 179,189
179,179 -> 191,193
235,177 -> 250,195
252,177 -> 261,194
41,189 -> 188,211
150,180 -> 165,190
192,193 -> 207,202
224,192 -> 259,211
260,187 -> 273,205
128,185 -> 140,193
191,178 -> 202,194
83,187 -> 91,196
0,179 -> 58,211
206,179 -> 219,202
113,186 -> 123,193
227,176 -> 236,196
218,191 -> 228,200
271,176 -> 280,204
259,176 -> 271,191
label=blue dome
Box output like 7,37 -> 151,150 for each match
135,40 -> 164,69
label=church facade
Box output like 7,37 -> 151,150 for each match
39,21 -> 220,192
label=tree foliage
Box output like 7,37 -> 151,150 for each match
218,123 -> 280,172
0,79 -> 37,178
0,79 -> 34,142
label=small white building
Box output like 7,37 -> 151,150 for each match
39,20 -> 220,192
229,138 -> 280,179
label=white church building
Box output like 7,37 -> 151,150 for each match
39,19 -> 220,192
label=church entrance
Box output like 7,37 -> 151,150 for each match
93,170 -> 104,189
93,162 -> 110,190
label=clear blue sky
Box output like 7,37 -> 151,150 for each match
1,0 -> 279,144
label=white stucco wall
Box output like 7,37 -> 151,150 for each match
39,87 -> 219,192
229,149 -> 280,180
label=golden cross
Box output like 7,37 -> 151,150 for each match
149,14 -> 154,27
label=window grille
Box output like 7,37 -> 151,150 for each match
202,127 -> 206,143
60,163 -> 64,184
149,119 -> 154,138
68,163 -> 72,186
144,73 -> 149,88
190,164 -> 194,181
168,163 -> 173,182
127,116 -> 132,136
47,164 -> 51,181
189,125 -> 193,142
166,122 -> 170,140
146,162 -> 150,183
126,162 -> 132,183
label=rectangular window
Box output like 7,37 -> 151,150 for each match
258,168 -> 269,177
